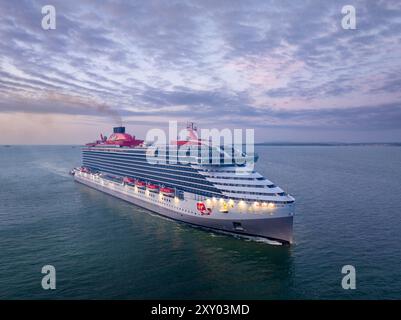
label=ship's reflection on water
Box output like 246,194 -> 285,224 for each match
167,226 -> 295,299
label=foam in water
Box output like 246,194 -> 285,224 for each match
34,161 -> 70,178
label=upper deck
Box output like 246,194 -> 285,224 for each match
85,124 -> 257,167
84,144 -> 257,167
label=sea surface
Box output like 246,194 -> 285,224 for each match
0,145 -> 400,299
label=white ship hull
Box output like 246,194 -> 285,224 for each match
74,172 -> 294,244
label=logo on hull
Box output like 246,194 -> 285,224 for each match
197,202 -> 212,215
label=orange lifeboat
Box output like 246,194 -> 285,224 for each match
135,180 -> 146,189
146,183 -> 159,192
160,187 -> 174,197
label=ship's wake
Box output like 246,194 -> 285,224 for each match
217,231 -> 283,246
34,161 -> 70,178
244,236 -> 283,246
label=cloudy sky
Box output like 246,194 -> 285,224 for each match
0,0 -> 401,144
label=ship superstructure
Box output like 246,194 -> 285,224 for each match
72,123 -> 295,244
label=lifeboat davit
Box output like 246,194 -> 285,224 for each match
160,187 -> 174,197
123,177 -> 135,185
135,180 -> 146,189
146,184 -> 159,192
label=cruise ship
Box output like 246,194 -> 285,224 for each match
71,123 -> 295,244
